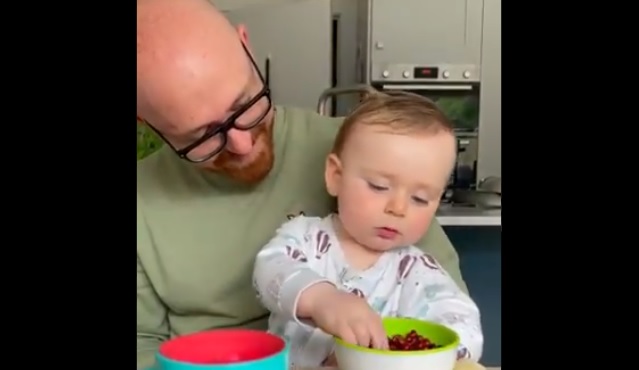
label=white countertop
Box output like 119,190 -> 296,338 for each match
435,205 -> 501,227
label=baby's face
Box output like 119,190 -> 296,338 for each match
333,124 -> 456,251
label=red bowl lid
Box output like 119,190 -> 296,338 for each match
159,329 -> 286,364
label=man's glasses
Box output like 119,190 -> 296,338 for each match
144,42 -> 272,163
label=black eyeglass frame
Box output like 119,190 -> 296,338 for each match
145,42 -> 272,163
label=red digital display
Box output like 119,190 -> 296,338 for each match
413,67 -> 439,79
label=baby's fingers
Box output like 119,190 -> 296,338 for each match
337,325 -> 358,346
370,334 -> 388,350
352,321 -> 373,348
369,318 -> 389,350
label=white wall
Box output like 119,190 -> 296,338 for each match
212,0 -> 288,12
330,0 -> 362,116
215,0 -> 332,110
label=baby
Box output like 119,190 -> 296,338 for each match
252,91 -> 484,368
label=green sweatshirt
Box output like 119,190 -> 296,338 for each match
136,106 -> 467,369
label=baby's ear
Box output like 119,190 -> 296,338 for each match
324,153 -> 342,197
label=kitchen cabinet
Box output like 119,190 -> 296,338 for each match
477,0 -> 501,180
223,0 -> 333,110
365,0 -> 484,69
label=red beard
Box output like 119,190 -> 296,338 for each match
207,120 -> 275,185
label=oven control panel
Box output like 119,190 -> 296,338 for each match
371,64 -> 480,83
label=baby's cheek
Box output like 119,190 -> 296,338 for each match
338,190 -> 377,233
342,185 -> 378,212
340,192 -> 373,221
405,208 -> 438,243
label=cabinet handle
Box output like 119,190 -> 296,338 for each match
264,57 -> 271,89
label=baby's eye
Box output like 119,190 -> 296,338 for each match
367,182 -> 388,191
412,196 -> 429,205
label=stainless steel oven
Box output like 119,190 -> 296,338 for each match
370,68 -> 481,192
350,0 -> 500,193
327,0 -> 501,219
357,0 -> 485,191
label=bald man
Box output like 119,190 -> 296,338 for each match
136,0 -> 468,368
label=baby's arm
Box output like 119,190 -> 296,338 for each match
396,252 -> 484,362
252,216 -> 334,365
252,216 -> 331,321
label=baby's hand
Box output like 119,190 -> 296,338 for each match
306,285 -> 388,349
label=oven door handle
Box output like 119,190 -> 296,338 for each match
382,84 -> 473,91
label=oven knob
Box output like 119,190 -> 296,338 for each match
402,71 -> 410,78
382,70 -> 389,78
463,71 -> 471,79
442,71 -> 450,79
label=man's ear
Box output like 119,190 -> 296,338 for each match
237,24 -> 250,45
325,153 -> 343,197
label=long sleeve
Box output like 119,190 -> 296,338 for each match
137,202 -> 169,370
253,216 -> 339,367
413,219 -> 469,293
252,216 -> 331,323
396,252 -> 484,362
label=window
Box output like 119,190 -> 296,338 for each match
137,124 -> 163,160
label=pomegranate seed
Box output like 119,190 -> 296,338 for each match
385,330 -> 442,352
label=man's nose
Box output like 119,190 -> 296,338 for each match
384,193 -> 407,217
225,129 -> 254,155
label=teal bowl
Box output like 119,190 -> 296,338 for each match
149,329 -> 289,370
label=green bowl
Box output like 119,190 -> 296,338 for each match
335,317 -> 460,356
334,318 -> 460,370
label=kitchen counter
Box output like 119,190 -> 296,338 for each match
436,205 -> 501,226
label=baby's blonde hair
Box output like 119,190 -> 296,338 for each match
331,90 -> 454,155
